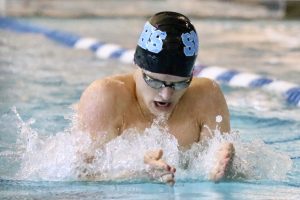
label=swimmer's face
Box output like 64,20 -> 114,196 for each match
135,69 -> 191,117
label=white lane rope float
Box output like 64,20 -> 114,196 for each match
1,17 -> 300,107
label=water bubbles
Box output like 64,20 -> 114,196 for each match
216,115 -> 222,123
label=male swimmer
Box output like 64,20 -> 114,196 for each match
78,11 -> 234,185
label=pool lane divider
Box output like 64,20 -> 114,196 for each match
1,17 -> 300,107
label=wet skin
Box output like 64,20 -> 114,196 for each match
78,69 -> 233,184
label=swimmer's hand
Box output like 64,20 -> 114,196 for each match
144,149 -> 176,186
209,142 -> 235,183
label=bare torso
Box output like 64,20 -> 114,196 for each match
78,72 -> 230,148
77,70 -> 234,183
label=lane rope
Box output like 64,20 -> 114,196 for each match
1,17 -> 300,107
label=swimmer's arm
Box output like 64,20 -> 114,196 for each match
78,79 -> 122,142
196,79 -> 235,182
199,80 -> 230,140
76,80 -> 122,178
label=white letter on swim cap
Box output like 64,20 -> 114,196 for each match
181,30 -> 199,56
137,22 -> 166,54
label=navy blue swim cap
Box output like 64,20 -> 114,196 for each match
134,11 -> 199,77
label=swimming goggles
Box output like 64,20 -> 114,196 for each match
142,72 -> 192,90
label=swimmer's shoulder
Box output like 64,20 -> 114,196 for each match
190,78 -> 230,133
187,77 -> 227,109
189,77 -> 221,95
78,73 -> 135,137
91,73 -> 135,96
80,73 -> 135,106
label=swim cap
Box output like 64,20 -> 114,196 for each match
134,11 -> 199,77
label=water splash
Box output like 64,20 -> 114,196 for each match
9,108 -> 292,182
73,116 -> 180,181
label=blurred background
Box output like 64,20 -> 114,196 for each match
0,0 -> 299,19
0,0 -> 299,92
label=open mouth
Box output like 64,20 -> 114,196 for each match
154,101 -> 172,108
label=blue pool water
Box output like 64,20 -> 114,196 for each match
0,18 -> 300,199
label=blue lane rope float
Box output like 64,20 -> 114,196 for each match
1,17 -> 300,107
193,65 -> 300,107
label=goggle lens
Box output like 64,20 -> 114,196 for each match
142,72 -> 192,90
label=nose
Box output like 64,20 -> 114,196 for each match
159,87 -> 174,101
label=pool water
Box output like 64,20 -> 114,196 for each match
0,18 -> 300,199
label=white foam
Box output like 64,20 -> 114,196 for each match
216,115 -> 223,123
12,109 -> 292,182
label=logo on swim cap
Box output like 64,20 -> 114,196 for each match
138,22 -> 167,54
181,30 -> 198,56
138,22 -> 199,57
134,11 -> 199,77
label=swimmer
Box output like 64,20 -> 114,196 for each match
78,11 -> 234,184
